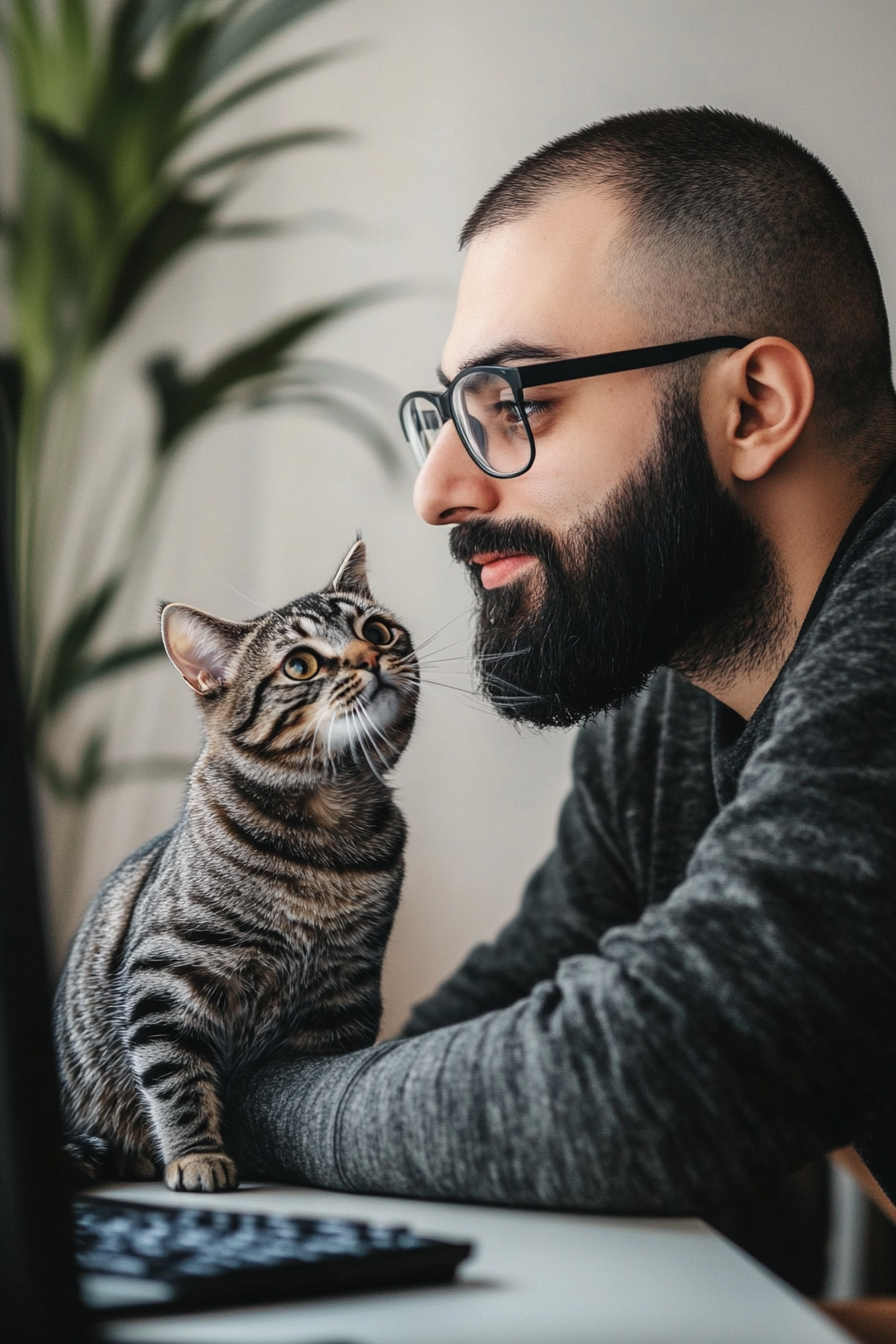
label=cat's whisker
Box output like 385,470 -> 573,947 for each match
481,671 -> 543,695
406,612 -> 469,655
355,706 -> 393,770
355,698 -> 393,747
200,565 -> 268,614
394,638 -> 469,666
470,647 -> 533,662
417,671 -> 548,709
416,676 -> 504,705
411,654 -> 471,668
410,648 -> 532,676
309,708 -> 329,766
198,569 -> 307,647
348,711 -> 387,783
413,680 -> 503,717
343,714 -> 363,773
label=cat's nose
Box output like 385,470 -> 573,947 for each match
344,641 -> 379,672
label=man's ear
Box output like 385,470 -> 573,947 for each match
705,337 -> 815,482
161,604 -> 246,695
328,537 -> 372,598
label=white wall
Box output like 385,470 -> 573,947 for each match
55,0 -> 896,1035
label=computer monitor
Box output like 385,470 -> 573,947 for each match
0,409 -> 95,1340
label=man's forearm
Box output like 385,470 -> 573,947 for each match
229,952 -> 846,1216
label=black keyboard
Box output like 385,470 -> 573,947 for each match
74,1195 -> 474,1316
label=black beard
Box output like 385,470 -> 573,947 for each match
449,382 -> 794,729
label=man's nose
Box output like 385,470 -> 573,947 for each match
413,420 -> 502,525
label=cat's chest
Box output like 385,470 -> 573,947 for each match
127,857 -> 395,1001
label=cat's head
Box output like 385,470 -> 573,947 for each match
161,541 -> 417,783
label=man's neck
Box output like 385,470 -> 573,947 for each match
686,451 -> 884,720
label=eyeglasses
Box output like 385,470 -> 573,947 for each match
398,334 -> 750,478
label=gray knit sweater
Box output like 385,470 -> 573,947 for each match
230,469 -> 896,1217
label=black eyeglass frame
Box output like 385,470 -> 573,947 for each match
399,334 -> 751,479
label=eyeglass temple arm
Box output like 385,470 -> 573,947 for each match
515,336 -> 750,388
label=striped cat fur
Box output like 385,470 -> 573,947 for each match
54,541 -> 418,1193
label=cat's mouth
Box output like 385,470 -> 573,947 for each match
323,674 -> 408,760
339,670 -> 402,715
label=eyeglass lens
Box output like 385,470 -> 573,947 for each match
401,371 -> 535,476
400,397 -> 443,468
451,370 -> 534,476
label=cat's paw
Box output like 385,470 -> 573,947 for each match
132,1153 -> 158,1179
64,1134 -> 114,1186
164,1153 -> 239,1193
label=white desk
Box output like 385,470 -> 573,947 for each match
99,1182 -> 850,1344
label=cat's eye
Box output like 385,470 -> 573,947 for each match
362,619 -> 394,648
283,650 -> 319,681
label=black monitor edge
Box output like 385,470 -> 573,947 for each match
0,366 -> 95,1341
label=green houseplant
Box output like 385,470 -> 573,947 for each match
0,0 -> 399,816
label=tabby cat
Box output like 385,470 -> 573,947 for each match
54,541 -> 417,1192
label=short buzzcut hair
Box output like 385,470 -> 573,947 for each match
461,108 -> 895,475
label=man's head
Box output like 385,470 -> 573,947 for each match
412,108 -> 896,725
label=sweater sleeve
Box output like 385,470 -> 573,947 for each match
229,530 -> 896,1214
400,718 -> 646,1036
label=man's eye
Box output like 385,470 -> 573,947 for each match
496,398 -> 551,423
362,619 -> 394,647
521,398 -> 551,419
283,650 -> 319,680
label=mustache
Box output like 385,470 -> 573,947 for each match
448,516 -> 560,574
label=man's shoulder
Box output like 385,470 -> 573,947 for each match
788,491 -> 896,682
828,490 -> 896,608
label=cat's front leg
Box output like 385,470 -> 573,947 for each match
123,978 -> 238,1192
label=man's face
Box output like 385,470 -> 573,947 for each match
415,190 -> 656,551
413,189 -> 786,726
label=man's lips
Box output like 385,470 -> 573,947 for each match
470,551 -> 537,590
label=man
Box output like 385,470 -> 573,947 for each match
232,108 -> 896,1233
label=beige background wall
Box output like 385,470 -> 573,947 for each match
51,0 -> 896,1034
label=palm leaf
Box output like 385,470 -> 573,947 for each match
133,0 -> 195,51
272,355 -> 396,405
145,14 -> 221,145
99,754 -> 193,789
189,44 -> 355,133
39,624 -> 164,722
41,734 -> 192,801
146,285 -> 400,452
26,116 -> 109,205
99,190 -> 222,338
203,219 -> 285,240
34,573 -> 123,718
195,0 -> 337,91
5,0 -> 394,817
249,387 -> 402,475
183,126 -> 348,180
40,729 -> 108,802
4,0 -> 40,70
58,0 -> 91,63
67,637 -> 165,693
107,0 -> 158,68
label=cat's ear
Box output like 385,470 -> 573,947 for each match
161,604 -> 245,695
328,538 -> 371,598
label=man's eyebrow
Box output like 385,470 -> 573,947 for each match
436,343 -> 568,387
